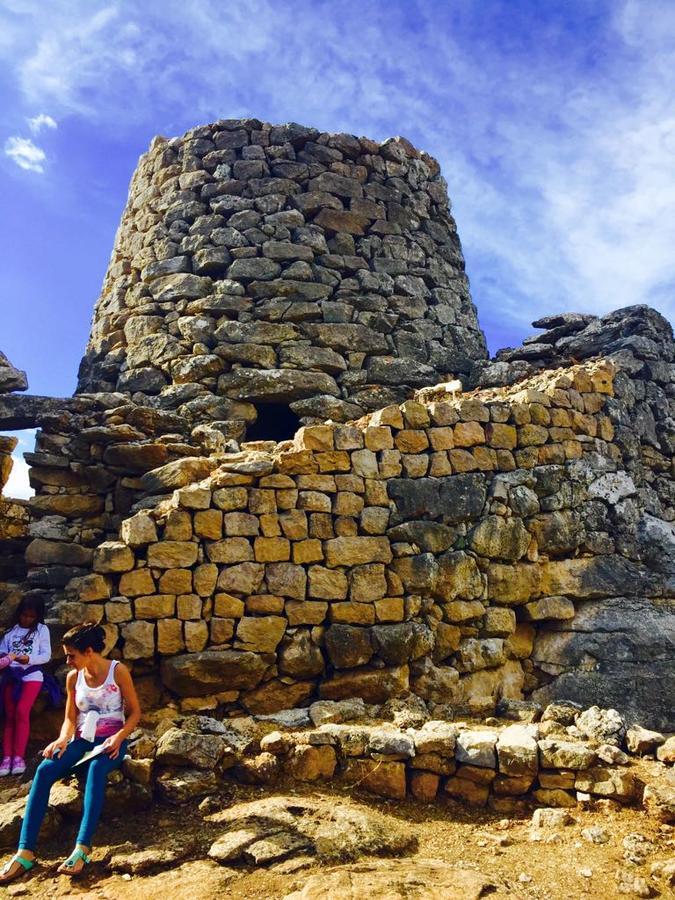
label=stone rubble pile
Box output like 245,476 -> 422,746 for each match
105,700 -> 673,817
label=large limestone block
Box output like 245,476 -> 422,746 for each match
497,724 -> 539,776
155,728 -> 228,769
324,537 -> 392,567
147,541 -> 199,569
241,678 -> 315,715
120,511 -> 158,546
319,665 -> 409,703
531,596 -> 675,731
219,368 -> 340,402
93,541 -> 135,573
538,739 -> 596,770
468,515 -> 530,560
371,623 -> 434,665
27,539 -> 93,567
455,730 -> 498,768
539,556 -> 662,599
161,650 -> 267,696
325,624 -> 373,668
235,616 -> 287,652
121,620 -> 155,659
435,551 -> 483,601
341,759 -> 407,799
284,858 -> 492,900
387,474 -> 487,525
140,457 -> 218,494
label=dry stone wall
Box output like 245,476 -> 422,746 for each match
77,119 -> 487,428
62,343 -> 675,730
0,353 -> 30,624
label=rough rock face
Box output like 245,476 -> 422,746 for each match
77,119 -> 487,426
53,316 -> 675,727
0,356 -> 30,604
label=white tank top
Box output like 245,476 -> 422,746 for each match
75,660 -> 125,740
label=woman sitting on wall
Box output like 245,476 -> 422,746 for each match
0,622 -> 141,882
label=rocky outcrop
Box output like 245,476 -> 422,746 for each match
57,327 -> 675,727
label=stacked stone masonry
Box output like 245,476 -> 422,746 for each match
115,700 -> 671,813
60,351 -> 675,730
0,353 -> 29,617
78,118 -> 487,425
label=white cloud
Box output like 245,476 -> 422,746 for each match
3,136 -> 46,173
2,0 -> 674,335
27,112 -> 57,133
3,431 -> 35,501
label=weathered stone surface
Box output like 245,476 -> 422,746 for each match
575,706 -> 626,746
155,728 -> 227,769
643,775 -> 675,822
219,369 -> 340,403
93,541 -> 135,573
342,758 -> 407,799
538,739 -> 596,770
141,457 -> 218,495
319,665 -> 409,703
455,730 -> 498,768
531,597 -> 675,732
325,625 -> 373,669
161,650 -> 267,696
496,724 -> 539,775
284,858 -> 492,900
147,541 -> 199,569
27,538 -> 93,567
468,516 -> 530,560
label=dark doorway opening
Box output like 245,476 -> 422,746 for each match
246,404 -> 301,443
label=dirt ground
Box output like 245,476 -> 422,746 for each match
0,758 -> 672,900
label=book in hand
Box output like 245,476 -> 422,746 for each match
72,744 -> 108,768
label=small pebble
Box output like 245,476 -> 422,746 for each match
518,873 -> 532,883
580,868 -> 593,878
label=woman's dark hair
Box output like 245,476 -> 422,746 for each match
10,597 -> 45,643
62,623 -> 105,654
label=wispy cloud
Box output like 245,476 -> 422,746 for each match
27,112 -> 57,134
3,431 -> 35,501
1,0 -> 674,337
4,135 -> 46,173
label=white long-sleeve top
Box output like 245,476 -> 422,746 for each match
0,623 -> 51,683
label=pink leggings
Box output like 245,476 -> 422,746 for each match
3,681 -> 42,759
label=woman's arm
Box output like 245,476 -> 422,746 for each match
43,670 -> 77,758
101,663 -> 141,759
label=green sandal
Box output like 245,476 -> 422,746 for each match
0,854 -> 35,883
59,847 -> 91,877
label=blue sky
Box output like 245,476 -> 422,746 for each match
2,0 -> 675,497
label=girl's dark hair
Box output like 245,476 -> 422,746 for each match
10,597 -> 45,643
62,623 -> 105,653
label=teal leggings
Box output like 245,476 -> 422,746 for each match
19,737 -> 127,850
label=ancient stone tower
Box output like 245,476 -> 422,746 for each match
77,119 -> 487,443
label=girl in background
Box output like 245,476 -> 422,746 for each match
0,598 -> 51,776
